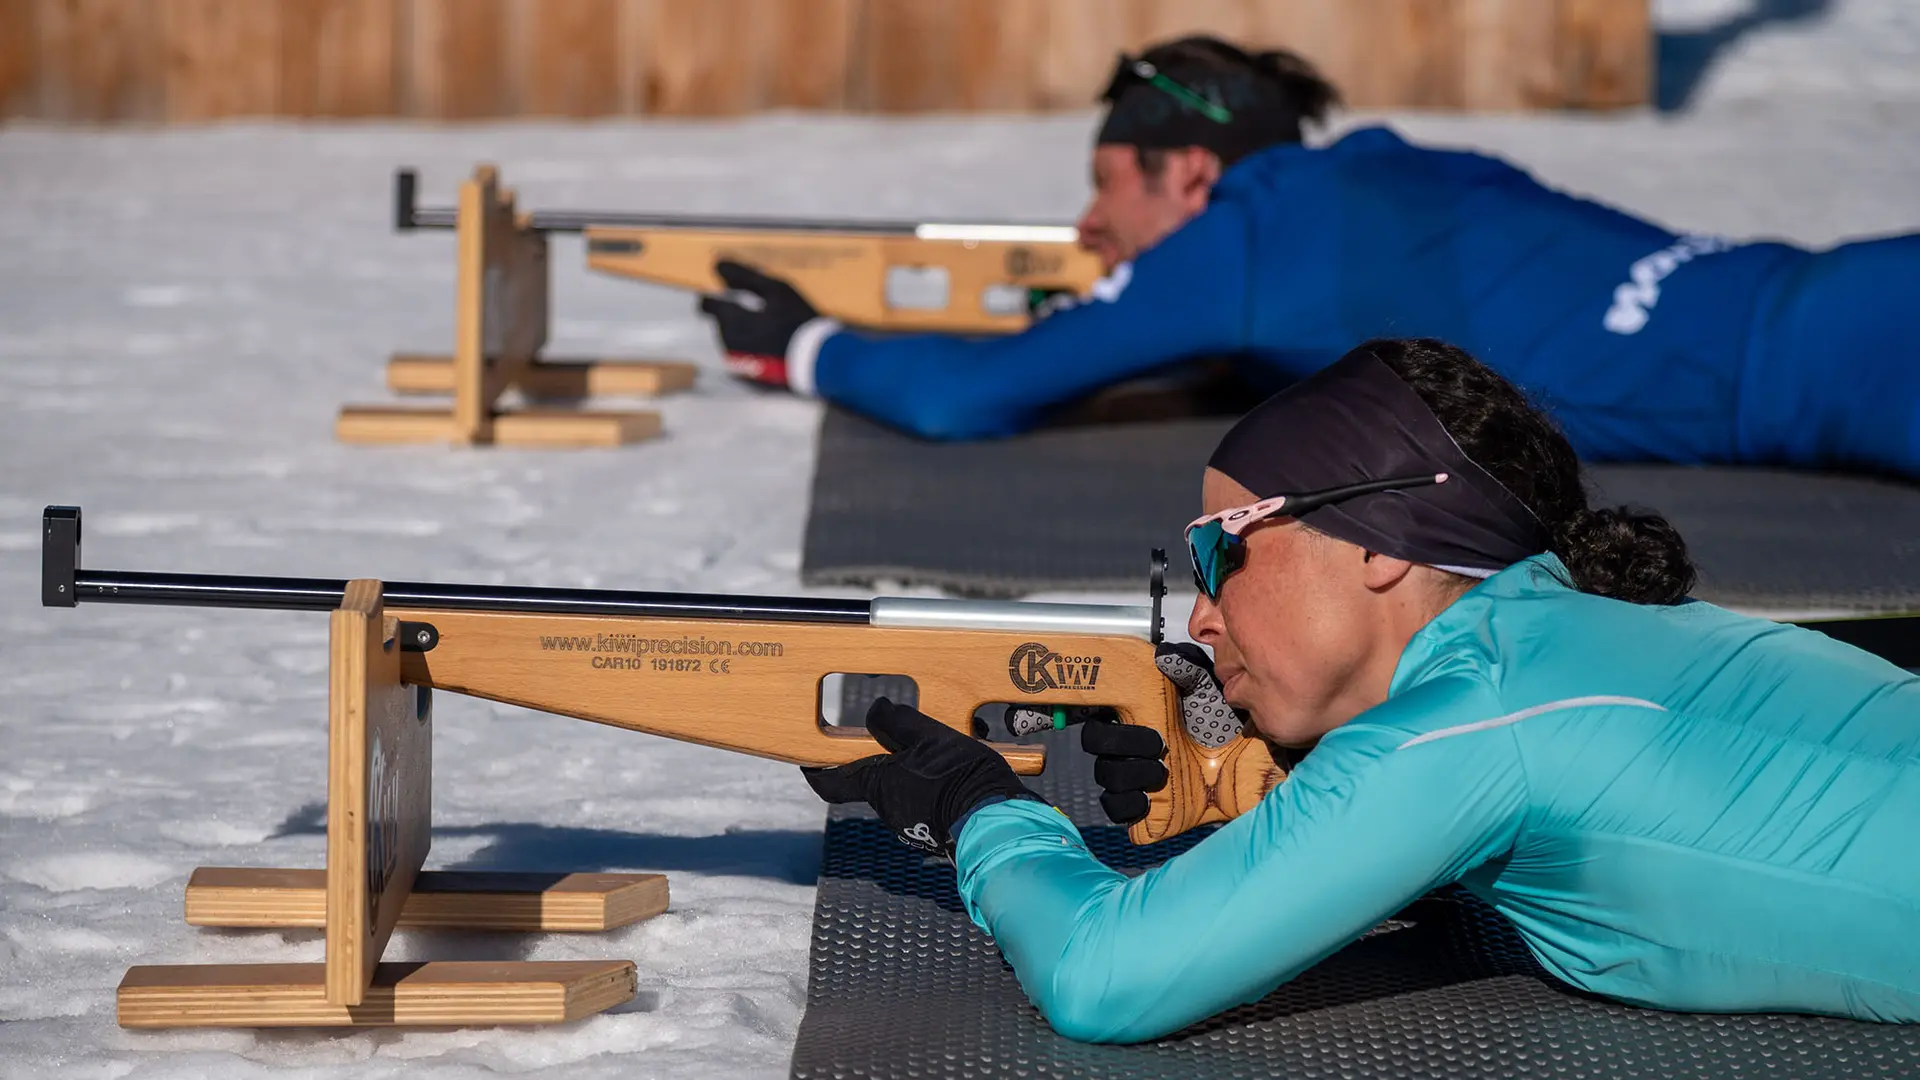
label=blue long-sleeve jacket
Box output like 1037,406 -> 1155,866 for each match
808,126 -> 1834,463
952,555 -> 1920,1043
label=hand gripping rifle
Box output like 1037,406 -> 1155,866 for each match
42,507 -> 1281,846
394,167 -> 1105,335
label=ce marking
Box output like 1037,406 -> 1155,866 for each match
709,659 -> 731,674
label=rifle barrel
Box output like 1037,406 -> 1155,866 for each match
45,502 -> 868,622
45,506 -> 1165,639
70,569 -> 873,623
394,169 -> 1076,239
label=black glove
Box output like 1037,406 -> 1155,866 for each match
804,698 -> 1045,856
698,260 -> 820,389
1009,642 -> 1246,826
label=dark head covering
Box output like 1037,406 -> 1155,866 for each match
1096,56 -> 1311,167
1207,347 -> 1548,575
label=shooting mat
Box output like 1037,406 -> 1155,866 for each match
801,407 -> 1920,610
790,725 -> 1920,1080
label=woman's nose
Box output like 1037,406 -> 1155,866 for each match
1189,590 -> 1224,643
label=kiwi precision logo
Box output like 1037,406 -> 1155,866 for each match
1008,642 -> 1102,694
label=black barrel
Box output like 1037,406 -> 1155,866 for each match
72,564 -> 871,622
46,506 -> 869,624
70,570 -> 871,623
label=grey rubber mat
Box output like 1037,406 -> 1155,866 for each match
801,409 -> 1216,597
801,407 -> 1920,609
790,726 -> 1920,1080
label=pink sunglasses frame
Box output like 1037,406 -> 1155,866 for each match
1185,472 -> 1452,537
1184,472 -> 1452,599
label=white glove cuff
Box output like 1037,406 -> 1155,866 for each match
786,317 -> 842,398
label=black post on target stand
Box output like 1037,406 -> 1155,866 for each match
42,505 -> 79,608
394,168 -> 418,232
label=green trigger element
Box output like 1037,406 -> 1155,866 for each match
1052,707 -> 1068,730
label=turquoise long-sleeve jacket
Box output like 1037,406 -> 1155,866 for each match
954,554 -> 1920,1043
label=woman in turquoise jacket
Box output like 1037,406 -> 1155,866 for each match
805,338 -> 1920,1043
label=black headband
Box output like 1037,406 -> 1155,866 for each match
1096,56 -> 1304,166
1207,349 -> 1547,575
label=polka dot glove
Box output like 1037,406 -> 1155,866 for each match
1152,642 -> 1245,750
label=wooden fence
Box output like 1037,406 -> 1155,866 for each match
0,0 -> 1649,123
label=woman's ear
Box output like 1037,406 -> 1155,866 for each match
1360,549 -> 1416,591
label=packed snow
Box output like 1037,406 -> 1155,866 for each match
3,1 -> 1918,1076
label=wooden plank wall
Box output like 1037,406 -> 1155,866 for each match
0,0 -> 1649,122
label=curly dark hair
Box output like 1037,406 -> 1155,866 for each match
1364,337 -> 1697,606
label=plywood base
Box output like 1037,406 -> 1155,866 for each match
117,960 -> 636,1028
336,406 -> 662,448
186,867 -> 669,932
386,353 -> 698,398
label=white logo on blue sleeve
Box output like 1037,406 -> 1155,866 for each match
1604,234 -> 1730,335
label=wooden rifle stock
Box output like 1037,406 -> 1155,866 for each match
43,506 -> 1280,845
395,167 -> 1105,335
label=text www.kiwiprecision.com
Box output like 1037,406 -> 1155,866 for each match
538,633 -> 783,672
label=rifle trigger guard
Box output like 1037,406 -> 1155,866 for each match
399,621 -> 439,652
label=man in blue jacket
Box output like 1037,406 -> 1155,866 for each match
700,36 -> 1920,477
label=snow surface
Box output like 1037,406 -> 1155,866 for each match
3,2 -> 1918,1076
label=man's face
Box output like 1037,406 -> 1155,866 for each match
1186,469 -> 1389,748
1076,145 -> 1217,274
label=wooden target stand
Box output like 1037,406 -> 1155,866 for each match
117,582 -> 666,1028
336,167 -> 697,449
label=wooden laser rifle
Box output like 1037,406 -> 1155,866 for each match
53,501 -> 1917,849
394,167 -> 1106,335
43,506 -> 1279,848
